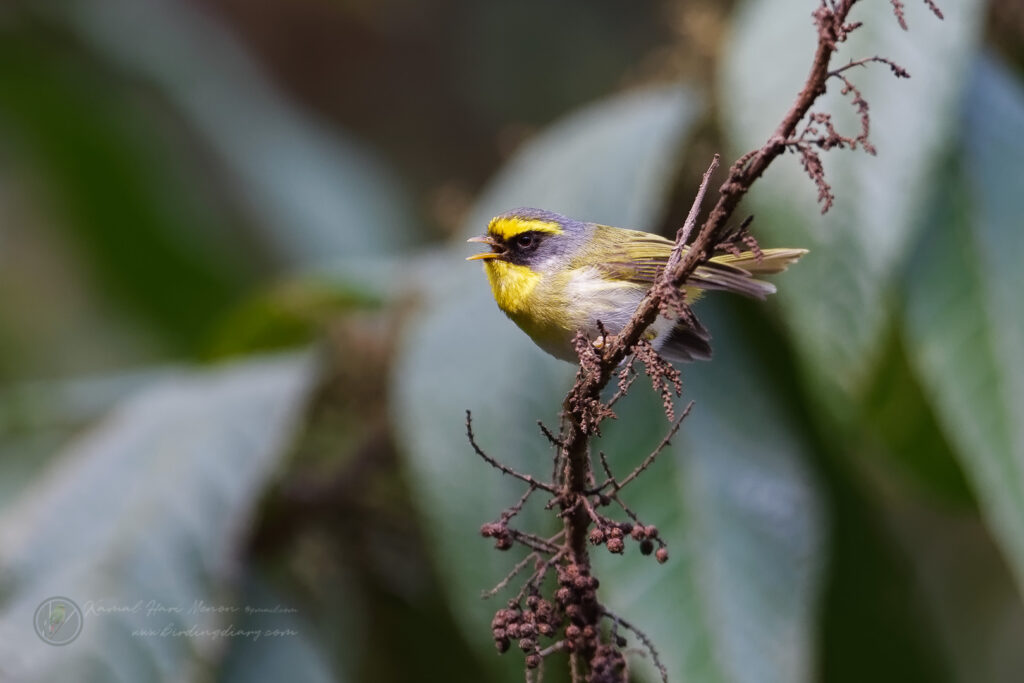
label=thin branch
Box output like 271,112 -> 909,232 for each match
500,483 -> 540,525
517,549 -> 567,603
508,527 -> 562,554
470,2 -> 945,680
616,401 -> 693,491
670,154 -> 720,264
538,420 -> 563,448
467,411 -> 558,494
484,551 -> 540,598
828,55 -> 910,79
601,609 -> 668,683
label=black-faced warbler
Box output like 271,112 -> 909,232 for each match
467,207 -> 807,363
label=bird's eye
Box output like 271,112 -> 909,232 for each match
516,233 -> 536,248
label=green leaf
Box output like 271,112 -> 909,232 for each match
0,31 -> 255,351
394,84 -> 825,682
592,310 -> 825,683
215,571 -> 341,683
863,477 -> 1024,683
859,328 -> 973,505
719,0 -> 983,408
0,366 -> 182,515
903,55 -> 1024,596
204,276 -> 383,360
0,353 -> 315,682
461,84 -> 701,235
31,0 -> 417,265
394,84 -> 700,682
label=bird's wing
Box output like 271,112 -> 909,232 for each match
586,226 -> 674,284
587,225 -> 772,298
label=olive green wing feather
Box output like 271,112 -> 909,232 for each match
585,224 -> 795,300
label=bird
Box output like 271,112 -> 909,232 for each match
48,601 -> 67,636
466,207 -> 806,363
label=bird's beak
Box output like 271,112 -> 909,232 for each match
466,235 -> 505,261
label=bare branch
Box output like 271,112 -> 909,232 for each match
602,608 -> 669,683
467,411 -> 558,494
469,1 -> 946,679
617,401 -> 693,491
669,153 -> 720,265
484,551 -> 540,598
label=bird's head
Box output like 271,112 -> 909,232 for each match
466,208 -> 589,273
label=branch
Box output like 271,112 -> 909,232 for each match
467,410 -> 558,494
470,1 -> 945,680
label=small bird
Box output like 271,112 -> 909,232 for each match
467,207 -> 806,363
48,601 -> 67,636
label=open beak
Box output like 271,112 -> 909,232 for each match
466,235 -> 505,261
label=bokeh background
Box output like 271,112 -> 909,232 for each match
1,0 -> 1023,681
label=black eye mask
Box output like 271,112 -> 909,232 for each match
504,231 -> 545,265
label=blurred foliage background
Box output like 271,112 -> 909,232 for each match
1,0 -> 1023,681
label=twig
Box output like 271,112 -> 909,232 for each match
484,552 -> 540,598
500,484 -> 540,525
601,609 -> 668,683
517,549 -> 567,603
467,411 -> 558,494
538,420 -> 563,448
507,528 -> 562,554
828,56 -> 910,79
616,401 -> 693,491
670,154 -> 720,265
469,1 -> 944,680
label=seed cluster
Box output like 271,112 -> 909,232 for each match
588,518 -> 668,563
491,593 -> 560,667
480,521 -> 513,550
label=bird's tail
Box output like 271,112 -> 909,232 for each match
689,248 -> 808,300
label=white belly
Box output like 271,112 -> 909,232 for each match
565,267 -> 676,349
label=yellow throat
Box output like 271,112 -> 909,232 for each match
483,260 -> 543,315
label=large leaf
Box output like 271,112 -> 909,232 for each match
0,353 -> 315,681
462,84 -> 700,236
215,571 -> 341,683
0,366 -> 181,514
590,310 -> 824,683
0,30 -> 254,350
394,84 -> 699,682
394,84 -> 825,682
903,55 -> 1024,596
719,0 -> 982,407
863,472 -> 1024,683
29,0 -> 417,266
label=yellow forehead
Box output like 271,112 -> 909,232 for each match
487,216 -> 563,240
